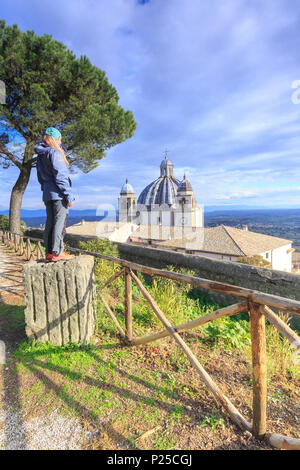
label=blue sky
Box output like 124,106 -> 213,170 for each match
1,0 -> 300,210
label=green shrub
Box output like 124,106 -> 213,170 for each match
237,254 -> 271,268
203,316 -> 251,350
78,238 -> 121,289
0,214 -> 26,234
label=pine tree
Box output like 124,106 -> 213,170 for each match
0,20 -> 137,233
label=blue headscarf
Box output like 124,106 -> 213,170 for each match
44,127 -> 61,140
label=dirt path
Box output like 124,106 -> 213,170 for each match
0,244 -> 26,305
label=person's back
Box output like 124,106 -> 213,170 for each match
35,142 -> 74,205
35,127 -> 75,261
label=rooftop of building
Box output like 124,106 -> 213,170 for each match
66,222 -> 292,257
157,225 -> 292,256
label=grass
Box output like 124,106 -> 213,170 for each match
0,303 -> 25,331
199,407 -> 226,433
1,238 -> 299,449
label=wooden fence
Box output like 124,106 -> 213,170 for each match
1,229 -> 300,449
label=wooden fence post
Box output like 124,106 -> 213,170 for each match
125,268 -> 133,342
37,241 -> 44,259
17,234 -> 21,254
26,239 -> 30,260
249,302 -> 267,438
20,237 -> 24,256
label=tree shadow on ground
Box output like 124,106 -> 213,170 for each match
0,300 -> 28,449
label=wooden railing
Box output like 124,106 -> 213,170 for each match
1,229 -> 300,449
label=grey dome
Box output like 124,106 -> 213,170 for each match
137,176 -> 180,205
120,179 -> 135,195
178,175 -> 193,193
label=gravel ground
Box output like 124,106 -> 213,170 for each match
0,407 -> 88,450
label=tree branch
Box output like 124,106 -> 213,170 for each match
0,142 -> 23,170
27,157 -> 37,166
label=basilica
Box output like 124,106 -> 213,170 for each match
118,154 -> 203,231
66,154 -> 293,272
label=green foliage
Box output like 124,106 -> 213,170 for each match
237,254 -> 271,268
20,219 -> 26,234
265,312 -> 300,380
0,19 -> 136,234
203,316 -> 251,350
199,408 -> 226,433
0,19 -> 137,170
152,431 -> 177,450
0,214 -> 9,230
0,214 -> 26,233
78,238 -> 119,257
78,238 -> 121,290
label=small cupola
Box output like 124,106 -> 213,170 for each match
120,178 -> 135,195
177,174 -> 193,193
160,153 -> 174,177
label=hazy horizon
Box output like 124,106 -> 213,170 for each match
1,204 -> 300,214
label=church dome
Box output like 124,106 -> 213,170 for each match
178,174 -> 193,193
120,179 -> 135,195
137,176 -> 180,205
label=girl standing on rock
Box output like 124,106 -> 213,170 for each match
35,127 -> 75,262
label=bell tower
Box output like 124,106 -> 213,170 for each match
118,179 -> 137,223
175,174 -> 197,228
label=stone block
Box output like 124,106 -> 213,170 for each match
23,255 -> 97,345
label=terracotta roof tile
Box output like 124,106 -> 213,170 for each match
158,225 -> 292,256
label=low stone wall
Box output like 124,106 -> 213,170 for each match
23,254 -> 96,345
25,228 -> 300,314
115,242 -> 300,307
25,228 -> 97,248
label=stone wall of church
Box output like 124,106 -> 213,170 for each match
137,202 -> 203,228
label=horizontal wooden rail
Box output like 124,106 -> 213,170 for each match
133,301 -> 248,346
3,231 -> 300,314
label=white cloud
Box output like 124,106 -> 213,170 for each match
1,0 -> 300,208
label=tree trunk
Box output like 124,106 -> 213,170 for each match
9,164 -> 31,234
9,142 -> 34,235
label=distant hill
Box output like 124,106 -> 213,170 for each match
0,208 -> 115,217
21,216 -> 117,229
204,205 -> 300,212
0,208 -> 117,227
1,206 -> 299,217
